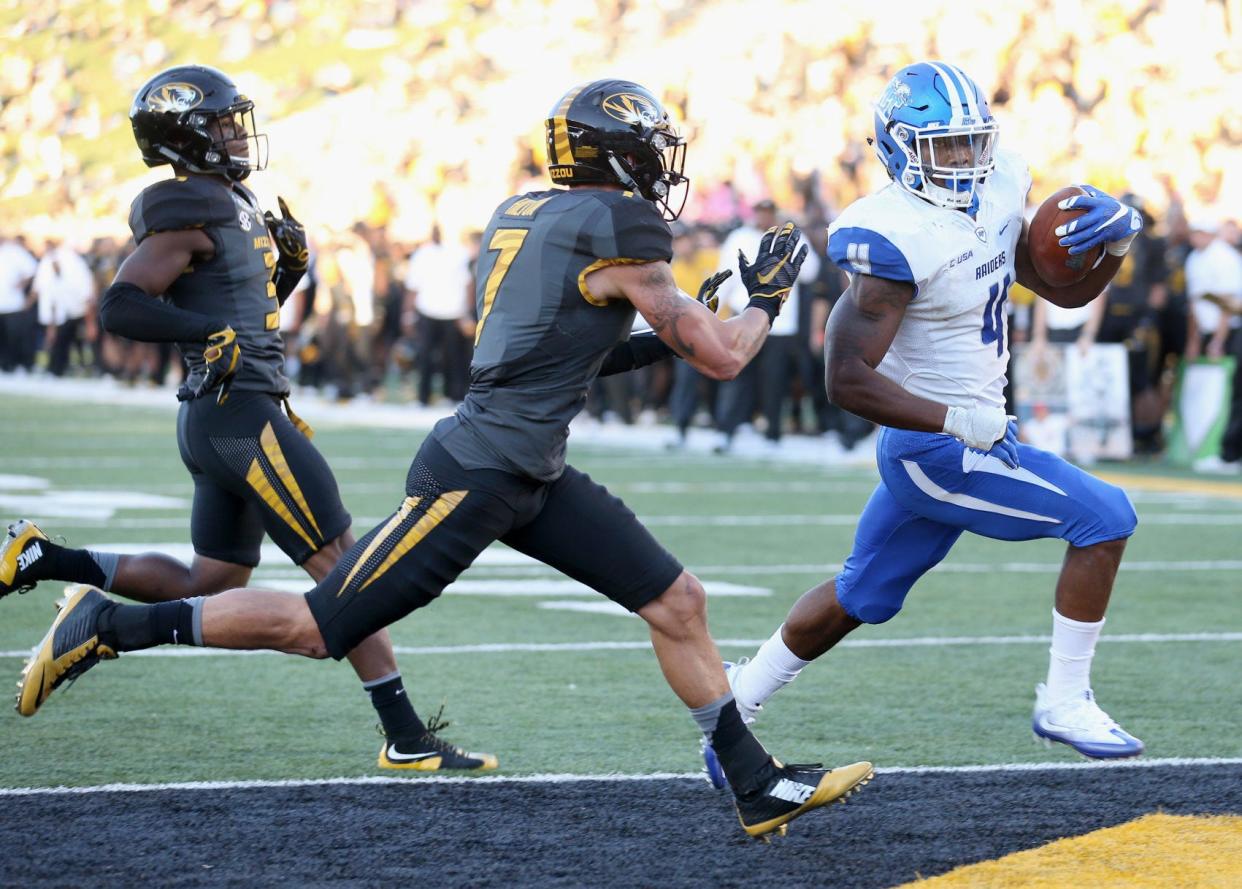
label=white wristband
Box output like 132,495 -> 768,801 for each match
1106,207 -> 1143,257
1106,232 -> 1137,257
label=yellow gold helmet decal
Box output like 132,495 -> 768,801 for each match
602,93 -> 661,128
147,82 -> 204,113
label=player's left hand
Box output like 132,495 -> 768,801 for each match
739,222 -> 809,325
984,419 -> 1020,469
1056,185 -> 1143,257
696,269 -> 732,314
264,196 -> 309,272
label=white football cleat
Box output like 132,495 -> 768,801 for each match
1032,683 -> 1144,759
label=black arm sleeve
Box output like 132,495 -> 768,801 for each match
273,264 -> 305,306
597,331 -> 675,377
99,281 -> 224,343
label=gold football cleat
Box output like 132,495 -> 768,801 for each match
0,519 -> 50,599
15,585 -> 117,717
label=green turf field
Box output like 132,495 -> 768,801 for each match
1,392 -> 1239,788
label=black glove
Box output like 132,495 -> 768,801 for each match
177,326 -> 242,404
264,196 -> 309,273
738,222 -> 809,326
696,269 -> 732,314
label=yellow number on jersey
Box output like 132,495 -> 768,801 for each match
475,228 -> 529,346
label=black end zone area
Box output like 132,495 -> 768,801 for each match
4,764 -> 1239,887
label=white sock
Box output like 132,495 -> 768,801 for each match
1045,608 -> 1104,701
733,625 -> 812,712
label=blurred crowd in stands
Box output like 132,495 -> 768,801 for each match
2,0 -> 1241,461
4,188 -> 1242,466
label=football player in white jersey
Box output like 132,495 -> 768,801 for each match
705,61 -> 1146,781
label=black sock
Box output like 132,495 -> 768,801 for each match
97,600 -> 199,652
712,700 -> 775,796
365,674 -> 425,740
28,542 -> 107,587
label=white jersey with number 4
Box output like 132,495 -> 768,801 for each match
827,148 -> 1031,409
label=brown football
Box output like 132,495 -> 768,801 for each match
1027,186 -> 1105,288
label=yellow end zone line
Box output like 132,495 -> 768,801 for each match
903,812 -> 1242,889
1094,471 -> 1242,499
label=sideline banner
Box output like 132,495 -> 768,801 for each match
1012,343 -> 1132,462
1166,357 -> 1236,466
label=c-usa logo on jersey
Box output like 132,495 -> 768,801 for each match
238,210 -> 252,231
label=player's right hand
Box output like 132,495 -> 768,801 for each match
696,269 -> 732,314
985,419 -> 1021,469
943,404 -> 1016,462
739,222 -> 809,324
177,326 -> 241,405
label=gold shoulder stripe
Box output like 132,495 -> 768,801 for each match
578,257 -> 655,307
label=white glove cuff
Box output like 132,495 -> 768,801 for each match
942,405 -> 969,440
1105,207 -> 1142,257
1106,232 -> 1137,257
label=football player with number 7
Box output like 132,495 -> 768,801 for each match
16,78 -> 874,840
705,61 -> 1146,786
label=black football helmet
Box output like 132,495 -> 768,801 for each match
545,79 -> 688,220
130,65 -> 268,181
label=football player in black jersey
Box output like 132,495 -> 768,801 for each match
1,65 -> 495,772
15,79 -> 871,838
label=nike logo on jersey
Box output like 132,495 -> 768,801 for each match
385,745 -> 437,762
768,778 -> 815,804
17,542 -> 43,572
756,254 -> 789,284
999,221 -> 1011,236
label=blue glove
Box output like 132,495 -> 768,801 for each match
984,419 -> 1020,469
1056,185 -> 1143,257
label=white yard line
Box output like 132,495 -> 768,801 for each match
2,631 -> 1238,661
639,513 -> 1242,526
1,756 -> 1239,797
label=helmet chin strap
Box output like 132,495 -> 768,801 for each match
606,153 -> 640,193
159,145 -> 212,176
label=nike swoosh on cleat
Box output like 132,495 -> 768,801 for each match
756,254 -> 789,285
385,746 -> 438,762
